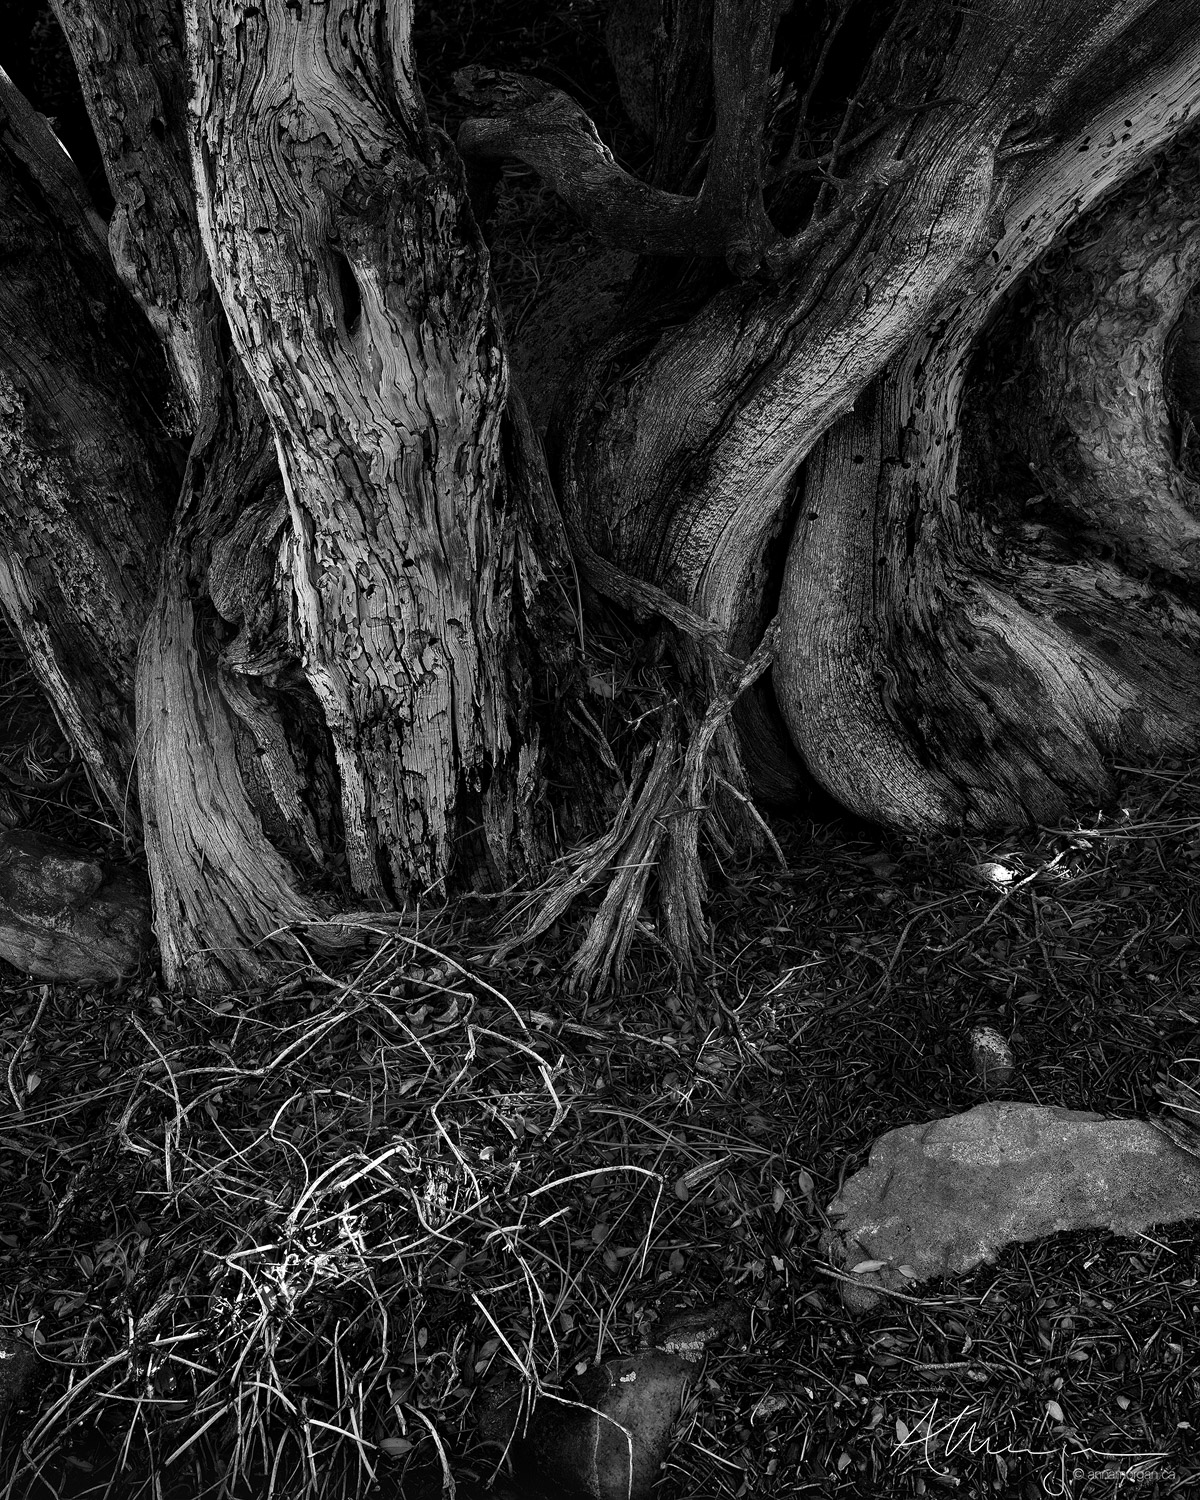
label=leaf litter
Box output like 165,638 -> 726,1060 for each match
1,749 -> 1198,1497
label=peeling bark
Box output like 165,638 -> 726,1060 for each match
188,0 -> 537,901
53,1 -> 344,988
0,73 -> 172,822
136,333 -> 335,990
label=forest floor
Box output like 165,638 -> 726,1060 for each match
1,621 -> 1198,1500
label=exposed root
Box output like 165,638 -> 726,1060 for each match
661,622 -> 783,967
494,712 -> 679,991
137,579 -> 332,993
776,126 -> 1200,833
497,624 -> 781,993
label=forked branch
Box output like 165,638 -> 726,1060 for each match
456,0 -> 859,276
455,68 -> 724,258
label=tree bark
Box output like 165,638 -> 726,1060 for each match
774,15 -> 1200,829
13,0 -> 1200,994
568,1 -> 1199,607
135,340 -> 336,990
0,73 -> 173,824
52,0 -> 345,987
450,0 -> 1200,977
51,0 -> 207,430
977,140 -> 1200,581
540,0 -> 1200,834
187,0 -> 540,902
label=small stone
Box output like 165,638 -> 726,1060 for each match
751,1393 -> 791,1425
969,1026 -> 1015,1086
824,1103 -> 1200,1312
0,829 -> 149,982
519,1351 -> 692,1500
652,1299 -> 749,1362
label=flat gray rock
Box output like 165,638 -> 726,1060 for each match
825,1102 -> 1200,1312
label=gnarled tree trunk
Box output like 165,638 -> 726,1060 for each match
186,0 -> 546,906
773,18 -> 1200,830
457,0 -> 1200,977
6,0 -> 1200,991
51,0 -> 349,988
18,0 -> 568,988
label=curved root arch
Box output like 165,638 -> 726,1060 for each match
984,142 -> 1200,580
489,0 -> 1200,976
775,129 -> 1200,831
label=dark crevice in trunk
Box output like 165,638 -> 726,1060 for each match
0,75 -> 174,827
1165,284 -> 1200,483
2,0 -> 113,218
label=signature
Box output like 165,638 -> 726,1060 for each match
892,1398 -> 1175,1494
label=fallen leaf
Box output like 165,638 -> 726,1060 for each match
849,1259 -> 886,1274
379,1438 -> 414,1457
